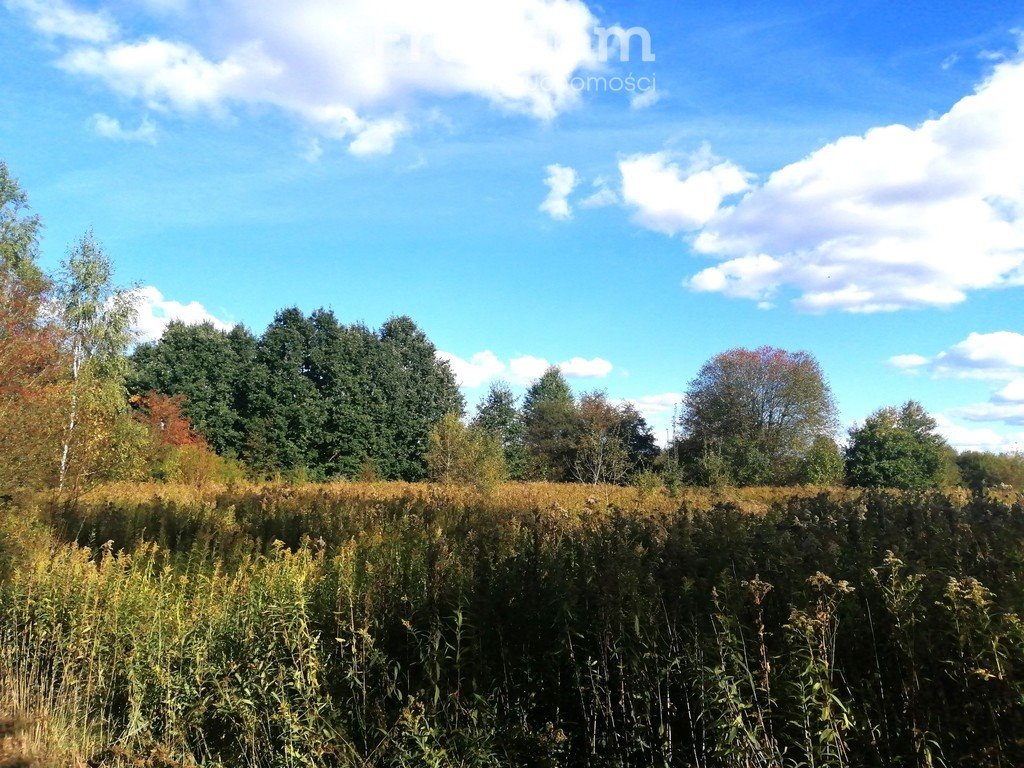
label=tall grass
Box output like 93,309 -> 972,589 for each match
2,485 -> 1024,766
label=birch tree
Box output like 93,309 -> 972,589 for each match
56,232 -> 136,491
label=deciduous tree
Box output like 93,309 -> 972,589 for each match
0,163 -> 63,491
845,401 -> 955,489
573,393 -> 659,484
676,347 -> 838,486
956,450 -> 1024,493
55,232 -> 136,491
425,412 -> 506,491
129,322 -> 251,455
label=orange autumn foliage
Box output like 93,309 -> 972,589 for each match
130,392 -> 205,448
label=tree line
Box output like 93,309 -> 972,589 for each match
2,157 -> 1022,494
129,321 -> 662,484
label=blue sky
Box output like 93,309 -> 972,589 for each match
3,0 -> 1024,448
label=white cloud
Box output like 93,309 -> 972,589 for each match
629,87 -> 661,110
951,373 -> 1024,428
132,285 -> 234,343
558,356 -> 613,378
619,149 -> 751,236
347,116 -> 409,157
580,175 -> 618,208
933,414 -> 1024,453
437,350 -> 506,389
888,353 -> 931,371
59,38 -> 277,115
995,378 -> 1024,402
893,332 -> 1024,380
898,332 -> 1024,435
680,54 -> 1024,312
6,0 -> 117,43
937,332 -> 1024,378
616,392 -> 683,422
954,402 -> 1024,427
437,350 -> 614,388
23,0 -> 602,154
689,254 -> 783,300
508,355 -> 551,385
540,164 -> 579,220
90,113 -> 158,143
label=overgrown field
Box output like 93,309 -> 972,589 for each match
2,482 -> 1024,767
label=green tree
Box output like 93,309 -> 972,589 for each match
676,347 -> 838,486
129,322 -> 251,455
244,308 -> 325,477
522,367 -> 581,481
472,381 -> 528,479
376,316 -> 464,481
573,393 -> 659,484
956,450 -> 1024,493
0,160 -> 42,283
306,313 -> 379,478
132,308 -> 462,481
55,232 -> 136,491
425,412 -> 507,491
845,401 -> 954,489
616,401 -> 661,477
796,436 -> 846,485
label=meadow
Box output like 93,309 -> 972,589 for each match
1,482 -> 1023,767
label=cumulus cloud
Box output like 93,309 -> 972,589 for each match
895,331 -> 1024,435
132,285 -> 234,343
933,414 -> 1024,452
996,379 -> 1024,402
689,254 -> 782,300
619,392 -> 683,416
954,375 -> 1024,428
16,0 -> 602,154
6,0 -> 117,43
347,116 -> 409,157
890,332 -> 1024,380
679,54 -> 1024,312
437,350 -> 614,388
557,356 -> 613,378
59,38 -> 279,115
540,164 -> 580,220
90,113 -> 158,143
619,149 -> 751,236
436,350 -> 506,389
508,355 -> 551,385
955,402 -> 1024,427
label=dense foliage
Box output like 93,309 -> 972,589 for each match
129,311 -> 464,481
671,347 -> 839,486
3,484 -> 1024,767
845,401 -> 958,489
957,449 -> 1024,493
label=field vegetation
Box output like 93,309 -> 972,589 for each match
3,482 -> 1024,767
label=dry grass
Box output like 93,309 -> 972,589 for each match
74,479 -> 861,514
3,482 -> 1021,767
